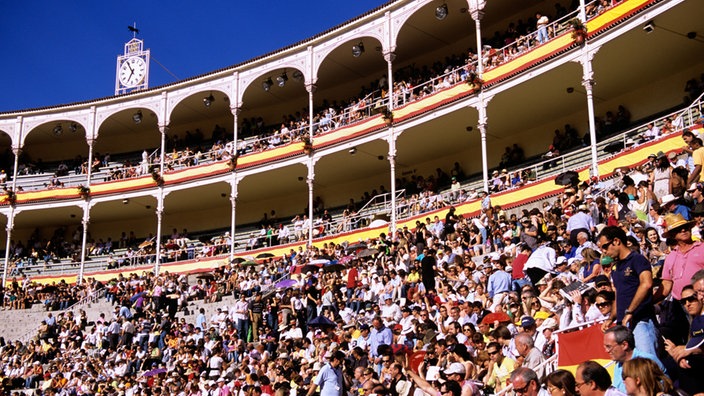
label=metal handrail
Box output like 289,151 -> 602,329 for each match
483,6 -> 585,73
5,94 -> 703,278
17,287 -> 107,343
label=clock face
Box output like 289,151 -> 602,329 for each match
119,56 -> 147,88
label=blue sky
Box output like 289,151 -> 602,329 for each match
0,1 -> 387,113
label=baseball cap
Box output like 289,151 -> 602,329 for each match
443,362 -> 466,375
521,316 -> 536,328
686,315 -> 704,351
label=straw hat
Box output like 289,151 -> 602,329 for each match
662,213 -> 695,238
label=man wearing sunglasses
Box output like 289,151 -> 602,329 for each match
509,367 -> 546,396
483,342 -> 515,393
654,213 -> 704,345
597,226 -> 658,358
663,284 -> 704,395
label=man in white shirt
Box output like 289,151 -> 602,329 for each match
381,294 -> 402,326
233,295 -> 249,340
523,242 -> 557,285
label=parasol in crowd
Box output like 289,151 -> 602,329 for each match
142,368 -> 167,377
338,255 -> 355,265
356,248 -> 378,258
323,263 -> 346,273
196,273 -> 215,280
554,171 -> 579,186
240,260 -> 258,267
300,264 -> 323,274
345,243 -> 367,254
231,257 -> 246,264
275,279 -> 298,289
307,315 -> 337,329
480,312 -> 512,325
256,252 -> 274,259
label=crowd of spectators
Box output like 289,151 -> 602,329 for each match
2,123 -> 704,394
1,5 -> 704,393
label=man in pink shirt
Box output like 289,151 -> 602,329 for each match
655,213 -> 704,344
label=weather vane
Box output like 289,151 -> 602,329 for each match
128,22 -> 139,38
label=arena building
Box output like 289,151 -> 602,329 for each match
0,0 -> 701,284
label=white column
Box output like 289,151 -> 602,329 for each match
389,154 -> 397,232
477,103 -> 490,193
78,202 -> 90,284
388,131 -> 398,233
151,123 -> 169,275
469,0 -> 488,191
229,178 -> 239,263
86,106 -> 97,188
79,106 -> 95,282
4,120 -> 22,286
306,83 -> 316,139
229,106 -> 240,263
10,145 -> 20,195
384,51 -> 395,109
231,106 -> 240,153
159,124 -> 168,174
579,49 -> 600,178
2,208 -> 14,286
468,0 -> 486,77
154,194 -> 164,275
306,157 -> 316,247
85,138 -> 95,187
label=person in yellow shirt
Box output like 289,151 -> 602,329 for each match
688,137 -> 704,184
483,341 -> 516,393
407,269 -> 420,284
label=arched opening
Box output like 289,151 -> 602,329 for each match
238,67 -> 307,146
168,91 -> 234,170
20,121 -> 88,191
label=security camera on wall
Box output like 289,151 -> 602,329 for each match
643,21 -> 655,34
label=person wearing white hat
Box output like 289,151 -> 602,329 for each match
660,194 -> 691,221
381,294 -> 401,327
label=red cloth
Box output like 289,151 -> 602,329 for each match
346,267 -> 358,289
512,252 -> 528,279
557,324 -> 611,368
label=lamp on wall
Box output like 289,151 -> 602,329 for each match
70,122 -> 78,133
132,111 -> 143,124
352,42 -> 365,57
277,71 -> 288,87
203,93 -> 215,108
53,124 -> 63,136
262,78 -> 273,91
435,3 -> 449,20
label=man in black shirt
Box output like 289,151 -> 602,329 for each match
306,277 -> 321,321
249,292 -> 265,341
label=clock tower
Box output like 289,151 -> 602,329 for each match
115,36 -> 150,95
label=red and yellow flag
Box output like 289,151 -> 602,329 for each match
557,324 -> 612,374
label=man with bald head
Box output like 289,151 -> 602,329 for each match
515,332 -> 545,379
